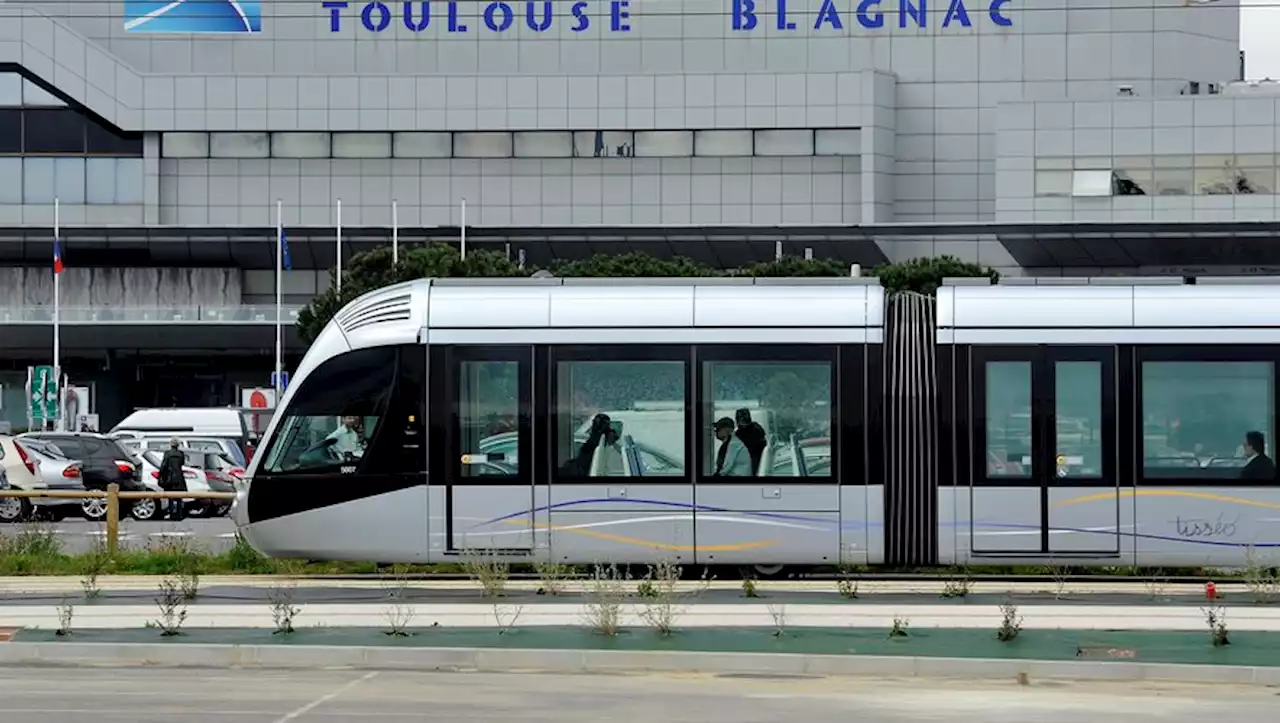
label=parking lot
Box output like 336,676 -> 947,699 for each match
0,667 -> 1277,723
0,516 -> 239,554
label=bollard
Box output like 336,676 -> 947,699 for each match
105,483 -> 120,557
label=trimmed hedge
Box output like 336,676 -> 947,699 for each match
296,244 -> 999,344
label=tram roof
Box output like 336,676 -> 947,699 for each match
322,276 -> 886,350
938,275 -> 1280,333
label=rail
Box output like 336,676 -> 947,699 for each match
0,485 -> 236,556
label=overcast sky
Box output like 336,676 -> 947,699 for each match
1242,0 -> 1280,80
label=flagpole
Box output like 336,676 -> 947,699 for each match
53,197 -> 60,432
275,199 -> 283,401
335,198 -> 342,293
392,199 -> 398,266
460,197 -> 467,260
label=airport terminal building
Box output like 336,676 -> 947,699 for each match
0,0 -> 1269,426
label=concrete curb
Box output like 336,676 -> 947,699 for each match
0,642 -> 1276,685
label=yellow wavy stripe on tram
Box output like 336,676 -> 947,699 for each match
1054,489 -> 1280,511
490,517 -> 778,552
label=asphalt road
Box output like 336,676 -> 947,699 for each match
0,667 -> 1275,722
2,516 -> 238,555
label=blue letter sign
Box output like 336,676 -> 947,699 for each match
322,0 -> 1012,33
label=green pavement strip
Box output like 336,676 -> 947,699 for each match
15,627 -> 1280,667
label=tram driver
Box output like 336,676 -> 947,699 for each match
326,414 -> 368,460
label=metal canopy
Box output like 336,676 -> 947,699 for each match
0,324 -> 304,356
3,221 -> 1279,270
989,221 -> 1280,268
0,226 -> 889,270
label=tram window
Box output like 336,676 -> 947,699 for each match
555,361 -> 685,478
702,362 -> 832,479
261,347 -> 394,474
1054,362 -> 1103,480
985,362 -> 1032,479
458,361 -> 521,479
1141,361 -> 1276,480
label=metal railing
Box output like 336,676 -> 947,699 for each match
0,485 -> 236,555
0,305 -> 304,324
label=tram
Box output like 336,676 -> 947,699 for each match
237,277 -> 885,573
235,275 -> 1280,570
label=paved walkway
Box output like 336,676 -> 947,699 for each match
6,602 -> 1278,631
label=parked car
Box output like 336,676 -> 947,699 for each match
15,437 -> 88,521
115,433 -> 248,475
0,435 -> 50,522
0,464 -> 16,522
20,433 -> 147,521
110,407 -> 252,468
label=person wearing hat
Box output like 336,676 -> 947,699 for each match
158,437 -> 188,521
712,417 -> 752,477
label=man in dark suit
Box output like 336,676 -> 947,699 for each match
1241,430 -> 1277,481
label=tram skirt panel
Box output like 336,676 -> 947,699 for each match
883,291 -> 939,567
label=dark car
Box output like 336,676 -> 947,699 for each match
21,433 -> 147,521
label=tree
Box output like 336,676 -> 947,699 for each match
738,257 -> 850,277
552,252 -> 712,277
870,255 -> 999,296
296,243 -> 525,343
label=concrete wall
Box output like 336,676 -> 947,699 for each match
0,0 -> 1245,234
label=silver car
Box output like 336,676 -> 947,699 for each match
16,438 -> 88,521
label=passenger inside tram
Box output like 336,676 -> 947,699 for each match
711,417 -> 753,477
1240,430 -> 1277,480
734,408 -> 768,476
558,413 -> 622,478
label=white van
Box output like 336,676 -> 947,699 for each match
110,408 -> 251,466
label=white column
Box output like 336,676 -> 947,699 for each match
275,199 -> 283,399
336,198 -> 342,293
52,197 -> 60,432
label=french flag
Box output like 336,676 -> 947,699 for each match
53,236 -> 64,275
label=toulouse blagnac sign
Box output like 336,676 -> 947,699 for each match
319,0 -> 1014,34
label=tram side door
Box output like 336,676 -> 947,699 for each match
440,345 -> 537,553
971,346 -> 1119,556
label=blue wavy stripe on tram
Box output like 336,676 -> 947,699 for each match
480,499 -> 1280,548
965,520 -> 1280,548
479,497 -> 876,528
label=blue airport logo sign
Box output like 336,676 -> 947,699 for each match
124,0 -> 262,33
321,0 -> 1012,34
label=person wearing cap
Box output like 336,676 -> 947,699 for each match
712,417 -> 752,477
159,437 -> 188,521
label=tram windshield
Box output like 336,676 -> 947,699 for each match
261,347 -> 396,474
